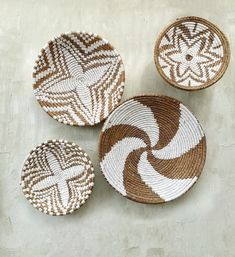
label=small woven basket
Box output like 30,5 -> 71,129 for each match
154,16 -> 230,91
33,32 -> 125,126
21,140 -> 95,216
99,95 -> 206,203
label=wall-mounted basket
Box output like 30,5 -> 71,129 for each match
99,95 -> 206,203
33,32 -> 125,126
154,16 -> 230,91
21,139 -> 95,216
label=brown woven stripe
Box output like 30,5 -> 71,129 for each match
123,148 -> 164,203
99,124 -> 151,160
135,95 -> 180,149
147,136 -> 206,179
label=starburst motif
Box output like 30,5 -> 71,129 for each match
21,140 -> 95,215
166,36 -> 214,82
155,18 -> 229,89
32,151 -> 85,207
33,32 -> 125,126
48,51 -> 111,113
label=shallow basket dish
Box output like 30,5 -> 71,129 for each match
21,139 -> 95,216
99,95 -> 206,203
154,16 -> 230,91
33,32 -> 125,126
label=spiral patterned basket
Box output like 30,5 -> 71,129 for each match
99,95 -> 206,203
33,32 -> 125,126
21,140 -> 95,216
154,16 -> 230,91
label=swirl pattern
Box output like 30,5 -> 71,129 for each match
155,16 -> 230,90
99,95 -> 206,203
21,140 -> 95,215
33,32 -> 125,126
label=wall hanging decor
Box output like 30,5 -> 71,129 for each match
21,139 -> 95,215
33,32 -> 125,126
154,16 -> 230,91
99,95 -> 206,203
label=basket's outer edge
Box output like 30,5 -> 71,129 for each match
32,31 -> 125,126
20,139 -> 95,216
98,94 -> 207,204
154,16 -> 230,91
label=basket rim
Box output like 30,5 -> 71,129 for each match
20,139 -> 95,216
98,94 -> 207,204
154,16 -> 230,91
32,31 -> 126,127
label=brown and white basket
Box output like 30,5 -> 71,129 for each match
33,32 -> 125,126
154,16 -> 230,91
21,140 -> 95,215
99,95 -> 206,203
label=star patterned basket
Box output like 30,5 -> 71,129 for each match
21,140 -> 95,216
99,95 -> 206,203
33,32 -> 125,126
154,16 -> 230,90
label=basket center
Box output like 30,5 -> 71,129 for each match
185,54 -> 193,61
77,76 -> 85,83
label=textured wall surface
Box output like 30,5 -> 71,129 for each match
0,0 -> 235,256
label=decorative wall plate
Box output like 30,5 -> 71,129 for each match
21,140 -> 95,215
154,16 -> 230,91
33,32 -> 125,126
99,95 -> 206,203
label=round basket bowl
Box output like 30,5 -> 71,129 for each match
33,32 -> 125,126
99,95 -> 206,204
21,140 -> 95,216
154,16 -> 230,91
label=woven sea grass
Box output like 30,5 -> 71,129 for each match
99,95 -> 206,203
33,32 -> 125,126
21,140 -> 95,216
154,16 -> 230,91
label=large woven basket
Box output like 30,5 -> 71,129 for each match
21,140 -> 95,216
99,95 -> 206,203
154,16 -> 230,91
33,32 -> 125,126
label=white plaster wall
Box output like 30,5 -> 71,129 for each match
0,0 -> 235,256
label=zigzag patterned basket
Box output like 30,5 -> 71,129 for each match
154,16 -> 230,91
33,32 -> 125,126
99,95 -> 206,204
21,140 -> 95,216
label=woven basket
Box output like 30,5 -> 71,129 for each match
99,95 -> 206,203
154,16 -> 230,91
33,32 -> 125,126
21,140 -> 95,216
